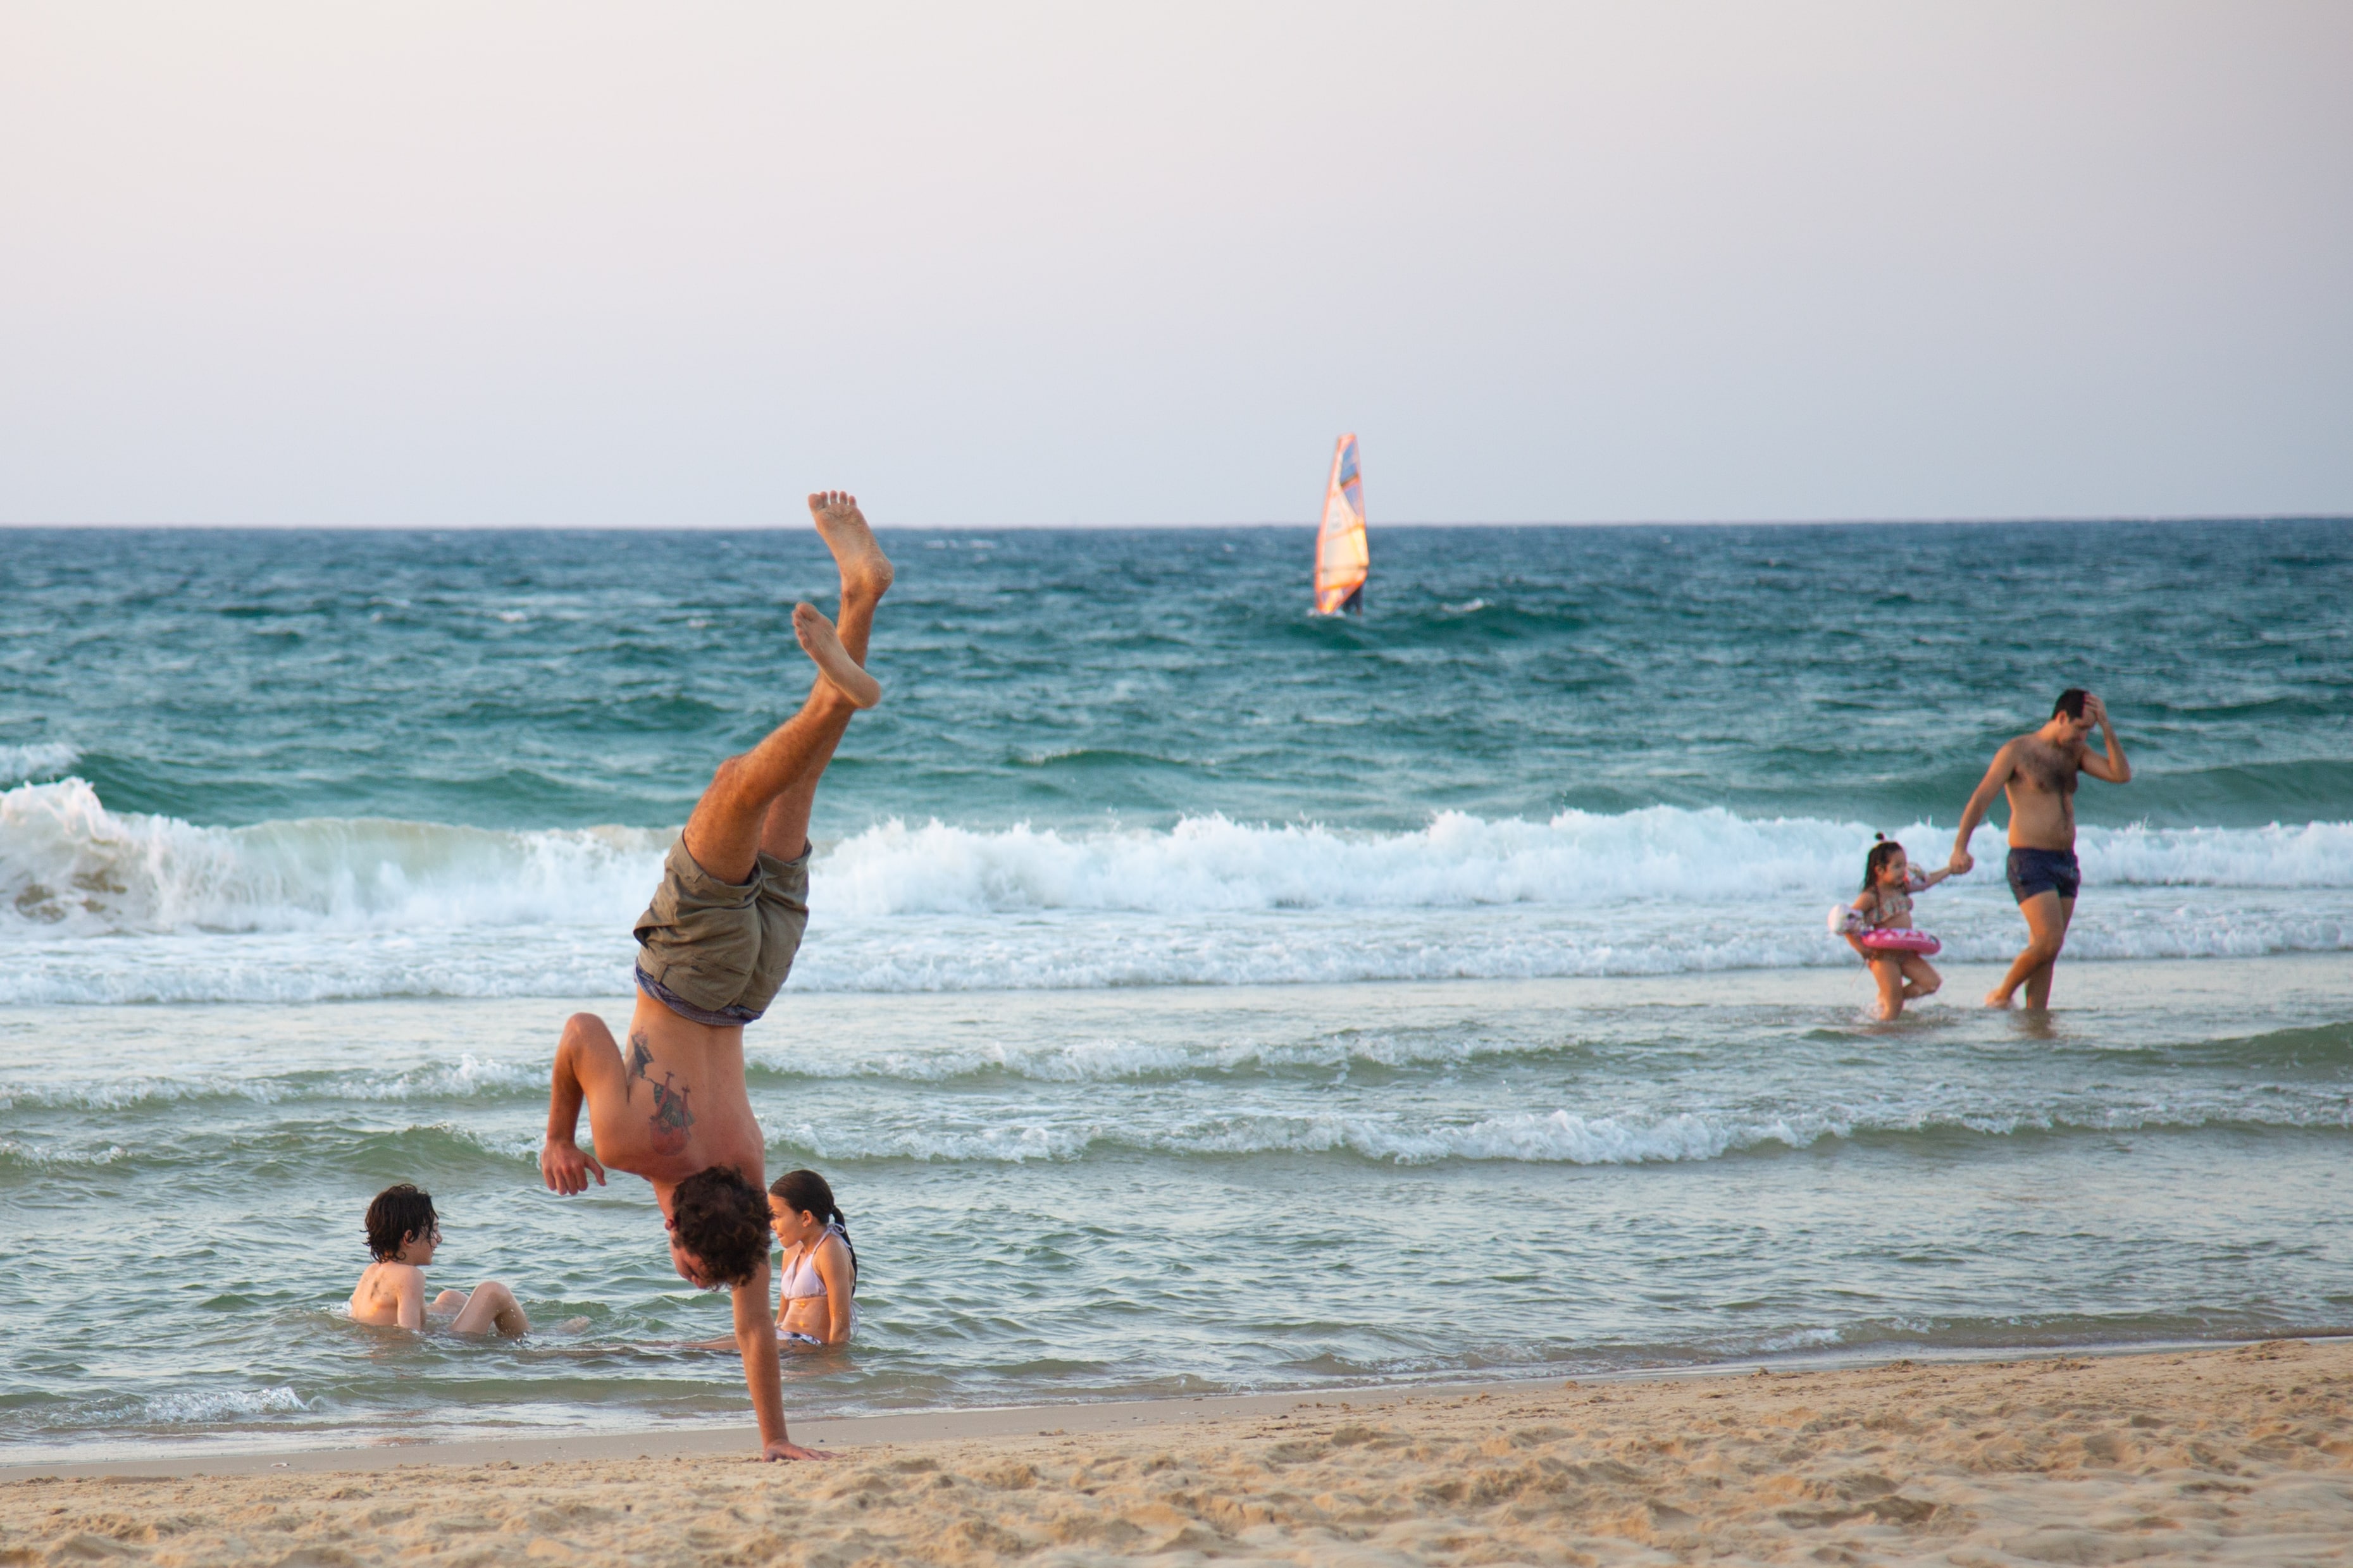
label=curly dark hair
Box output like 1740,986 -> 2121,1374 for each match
670,1166 -> 772,1288
365,1183 -> 438,1262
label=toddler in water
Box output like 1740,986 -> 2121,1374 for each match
347,1183 -> 530,1335
1835,834 -> 1951,1020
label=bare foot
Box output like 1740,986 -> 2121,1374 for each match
1983,990 -> 2013,1009
794,603 -> 881,708
807,491 -> 895,601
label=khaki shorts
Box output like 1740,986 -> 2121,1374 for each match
631,837 -> 810,1027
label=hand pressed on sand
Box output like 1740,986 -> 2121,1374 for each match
764,1438 -> 833,1462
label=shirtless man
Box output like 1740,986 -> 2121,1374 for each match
1947,689 -> 2132,1009
538,491 -> 890,1462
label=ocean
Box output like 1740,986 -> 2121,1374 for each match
2,518 -> 2349,1458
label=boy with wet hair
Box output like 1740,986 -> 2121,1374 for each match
348,1182 -> 530,1336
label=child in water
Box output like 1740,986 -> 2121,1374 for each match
347,1183 -> 531,1335
1839,834 -> 1952,1020
769,1168 -> 857,1351
688,1167 -> 860,1355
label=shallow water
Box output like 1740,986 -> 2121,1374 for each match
4,958 -> 2350,1457
1,519 -> 2349,1455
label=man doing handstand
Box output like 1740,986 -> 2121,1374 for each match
539,491 -> 890,1462
1949,688 -> 2131,1010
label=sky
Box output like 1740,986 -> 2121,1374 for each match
3,2 -> 2349,528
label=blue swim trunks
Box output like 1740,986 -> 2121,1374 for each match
2006,847 -> 2082,904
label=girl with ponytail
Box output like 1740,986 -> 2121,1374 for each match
1835,833 -> 1952,1020
767,1170 -> 858,1350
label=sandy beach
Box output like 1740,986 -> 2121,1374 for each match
5,1340 -> 2349,1565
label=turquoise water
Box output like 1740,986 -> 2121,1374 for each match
10,521 -> 2352,834
2,519 -> 2349,1455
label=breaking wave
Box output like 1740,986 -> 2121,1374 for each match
3,777 -> 2348,1001
137,1386 -> 316,1425
0,1053 -> 543,1114
1,778 -> 662,935
11,1022 -> 2352,1119
16,1385 -> 324,1433
820,812 -> 2353,913
0,743 -> 77,786
766,1097 -> 2353,1166
9,1088 -> 2350,1176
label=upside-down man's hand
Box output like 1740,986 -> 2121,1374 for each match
762,1440 -> 834,1462
539,1137 -> 606,1195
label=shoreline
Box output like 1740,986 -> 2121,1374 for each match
5,1338 -> 2347,1565
9,1332 -> 2347,1481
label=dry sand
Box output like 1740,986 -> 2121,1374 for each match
4,1339 -> 2350,1565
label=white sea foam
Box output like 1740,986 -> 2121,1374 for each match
751,1029 -> 1579,1084
3,779 -> 2348,1002
818,809 -> 1858,914
8,1084 -> 2347,1167
818,811 -> 2353,914
0,1139 -> 133,1168
0,743 -> 78,784
0,778 -> 662,935
0,1054 -> 543,1113
137,1386 -> 314,1425
766,1093 -> 2353,1166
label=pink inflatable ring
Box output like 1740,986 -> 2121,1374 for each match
1858,928 -> 1941,956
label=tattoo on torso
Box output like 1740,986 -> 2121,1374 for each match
647,1072 -> 695,1154
624,1030 -> 695,1154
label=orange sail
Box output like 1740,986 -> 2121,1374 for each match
1312,433 -> 1367,614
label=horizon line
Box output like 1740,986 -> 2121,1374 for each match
4,514 -> 2349,533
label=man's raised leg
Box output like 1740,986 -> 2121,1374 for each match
751,493 -> 894,863
681,686 -> 861,884
804,490 -> 891,667
682,492 -> 893,880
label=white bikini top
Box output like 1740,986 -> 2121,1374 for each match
780,1223 -> 852,1302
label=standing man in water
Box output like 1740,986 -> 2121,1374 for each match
1948,689 -> 2132,1010
538,492 -> 891,1462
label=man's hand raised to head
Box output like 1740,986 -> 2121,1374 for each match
540,1136 -> 606,1195
2078,693 -> 2131,783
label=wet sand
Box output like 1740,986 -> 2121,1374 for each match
4,1340 -> 2349,1565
